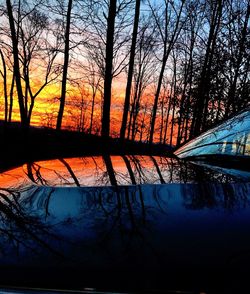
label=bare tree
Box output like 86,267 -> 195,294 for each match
6,0 -> 27,126
56,0 -> 73,130
101,0 -> 117,138
176,0 -> 203,146
84,0 -> 134,138
2,0 -> 61,127
0,48 -> 8,122
127,20 -> 156,141
148,0 -> 185,144
190,0 -> 223,138
120,0 -> 141,140
225,0 -> 250,116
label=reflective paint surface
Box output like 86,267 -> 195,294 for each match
0,155 -> 249,188
0,156 -> 249,293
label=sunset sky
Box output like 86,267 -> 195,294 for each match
2,0 -> 246,146
0,61 -> 169,141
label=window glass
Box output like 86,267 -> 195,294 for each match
175,110 -> 250,158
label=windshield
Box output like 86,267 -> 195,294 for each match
175,109 -> 250,159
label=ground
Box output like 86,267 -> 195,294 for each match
0,121 -> 173,171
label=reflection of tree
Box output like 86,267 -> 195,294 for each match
102,154 -> 117,186
122,155 -> 136,185
0,178 -> 249,279
83,185 -> 167,262
150,156 -> 165,184
182,183 -> 249,211
0,186 -> 63,259
128,155 -> 148,183
25,161 -> 81,186
59,159 -> 80,187
23,155 -> 243,188
25,162 -> 49,185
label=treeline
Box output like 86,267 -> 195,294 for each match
0,0 -> 249,146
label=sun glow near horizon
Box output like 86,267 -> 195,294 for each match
0,73 -> 178,143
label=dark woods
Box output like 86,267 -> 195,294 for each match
0,0 -> 249,146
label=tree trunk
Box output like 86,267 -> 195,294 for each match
120,0 -> 141,140
149,54 -> 167,144
89,80 -> 100,134
149,0 -> 185,144
225,1 -> 250,117
8,74 -> 15,122
0,49 -> 8,122
170,55 -> 177,147
101,0 -> 117,138
190,0 -> 222,138
6,0 -> 27,126
56,0 -> 73,130
177,28 -> 195,145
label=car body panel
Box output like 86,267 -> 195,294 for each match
0,155 -> 249,293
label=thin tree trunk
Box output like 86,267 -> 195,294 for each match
170,55 -> 177,147
149,0 -> 185,144
163,75 -> 175,144
89,79 -> 100,134
6,0 -> 27,126
139,105 -> 147,142
190,0 -> 222,138
159,96 -> 165,144
149,54 -> 167,144
127,67 -> 141,140
0,49 -> 8,122
225,1 -> 250,117
120,0 -> 141,140
8,74 -> 15,122
56,0 -> 73,130
177,30 -> 195,146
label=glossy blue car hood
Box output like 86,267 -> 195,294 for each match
0,155 -> 249,293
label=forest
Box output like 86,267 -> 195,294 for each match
0,0 -> 249,147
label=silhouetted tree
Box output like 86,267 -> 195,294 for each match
0,48 -> 8,122
120,0 -> 141,141
6,0 -> 27,126
2,0 -> 61,127
127,20 -> 156,141
225,0 -> 250,117
56,0 -> 73,130
101,0 -> 119,139
149,0 -> 185,144
190,0 -> 223,138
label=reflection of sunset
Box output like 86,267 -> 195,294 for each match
0,166 -> 29,188
0,156 -> 179,188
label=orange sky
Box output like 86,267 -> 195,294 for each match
0,72 -> 177,144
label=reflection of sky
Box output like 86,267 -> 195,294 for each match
0,154 -> 249,189
0,165 -> 29,188
1,156 -> 177,187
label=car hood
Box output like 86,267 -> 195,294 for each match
0,156 -> 249,292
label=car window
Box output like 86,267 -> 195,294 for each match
175,109 -> 250,158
